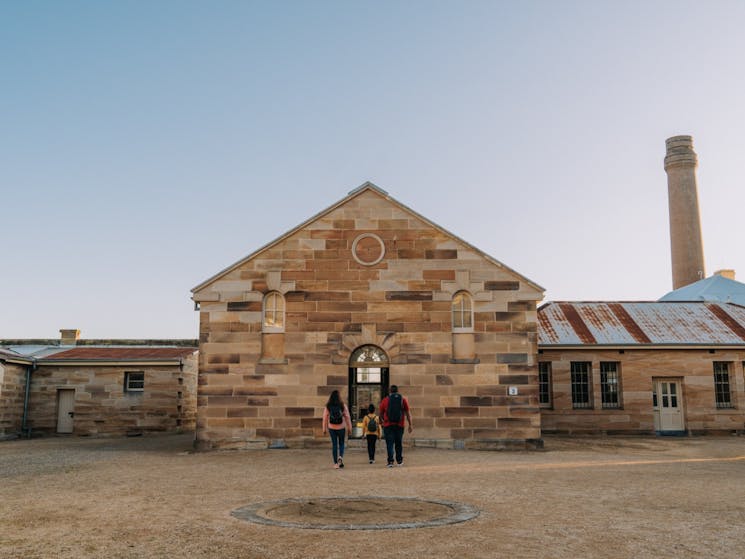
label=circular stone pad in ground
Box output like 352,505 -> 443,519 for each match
232,496 -> 479,530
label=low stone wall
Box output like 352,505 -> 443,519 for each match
0,361 -> 28,439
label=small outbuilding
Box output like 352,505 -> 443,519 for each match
538,301 -> 745,434
1,331 -> 198,438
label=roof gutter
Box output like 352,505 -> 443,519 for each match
539,343 -> 745,351
38,359 -> 186,367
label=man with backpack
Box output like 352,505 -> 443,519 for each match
378,385 -> 412,467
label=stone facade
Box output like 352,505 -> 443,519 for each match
0,354 -> 30,439
0,338 -> 198,438
538,301 -> 745,435
27,354 -> 198,436
540,348 -> 745,435
193,184 -> 545,450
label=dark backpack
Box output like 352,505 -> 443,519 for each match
329,404 -> 343,424
387,393 -> 403,423
367,415 -> 378,433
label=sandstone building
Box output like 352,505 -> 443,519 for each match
0,349 -> 32,439
538,299 -> 745,435
5,135 -> 743,445
535,136 -> 745,436
192,183 -> 544,450
0,331 -> 198,439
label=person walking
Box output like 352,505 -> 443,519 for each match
322,390 -> 352,469
379,385 -> 412,467
361,403 -> 382,464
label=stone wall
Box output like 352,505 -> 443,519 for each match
540,348 -> 745,434
27,354 -> 198,436
194,187 -> 544,450
0,361 -> 28,439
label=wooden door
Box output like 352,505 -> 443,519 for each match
654,380 -> 684,432
56,389 -> 75,434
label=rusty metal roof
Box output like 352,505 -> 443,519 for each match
538,301 -> 745,346
41,347 -> 197,361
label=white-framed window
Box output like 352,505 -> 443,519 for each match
350,345 -> 388,383
571,361 -> 592,409
714,362 -> 734,409
124,371 -> 145,393
600,362 -> 621,409
538,362 -> 552,408
262,291 -> 285,332
451,291 -> 473,331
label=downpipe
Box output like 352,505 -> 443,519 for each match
21,362 -> 36,438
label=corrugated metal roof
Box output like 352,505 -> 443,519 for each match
538,301 -> 745,346
41,347 -> 197,361
5,345 -> 76,358
0,347 -> 34,364
659,274 -> 745,306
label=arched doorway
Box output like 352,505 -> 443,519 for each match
348,345 -> 389,437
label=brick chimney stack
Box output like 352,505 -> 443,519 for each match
60,329 -> 80,345
664,135 -> 706,289
714,269 -> 736,280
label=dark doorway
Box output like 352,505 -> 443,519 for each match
348,345 -> 389,437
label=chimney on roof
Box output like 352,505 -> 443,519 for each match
60,329 -> 80,345
714,269 -> 736,280
664,135 -> 706,290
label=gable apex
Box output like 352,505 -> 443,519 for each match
192,183 -> 544,295
348,181 -> 388,197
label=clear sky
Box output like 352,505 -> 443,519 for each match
3,1 -> 744,339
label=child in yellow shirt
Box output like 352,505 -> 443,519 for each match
361,404 -> 382,464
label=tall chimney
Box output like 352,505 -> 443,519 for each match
664,135 -> 705,289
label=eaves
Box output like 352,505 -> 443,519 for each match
538,343 -> 745,351
38,359 -> 185,367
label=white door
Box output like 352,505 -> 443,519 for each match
654,380 -> 684,432
56,389 -> 75,434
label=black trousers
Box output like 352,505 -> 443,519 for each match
365,434 -> 378,460
384,425 -> 404,464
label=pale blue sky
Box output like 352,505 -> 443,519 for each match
3,1 -> 744,339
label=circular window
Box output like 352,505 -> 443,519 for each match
352,233 -> 385,266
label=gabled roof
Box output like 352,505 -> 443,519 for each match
659,274 -> 745,307
192,182 -> 544,294
538,301 -> 745,347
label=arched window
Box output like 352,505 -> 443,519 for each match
262,291 -> 285,332
451,291 -> 473,331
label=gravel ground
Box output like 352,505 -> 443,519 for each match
2,433 -> 745,558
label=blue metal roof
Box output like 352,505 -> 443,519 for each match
659,274 -> 745,306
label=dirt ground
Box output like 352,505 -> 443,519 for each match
2,433 -> 745,559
